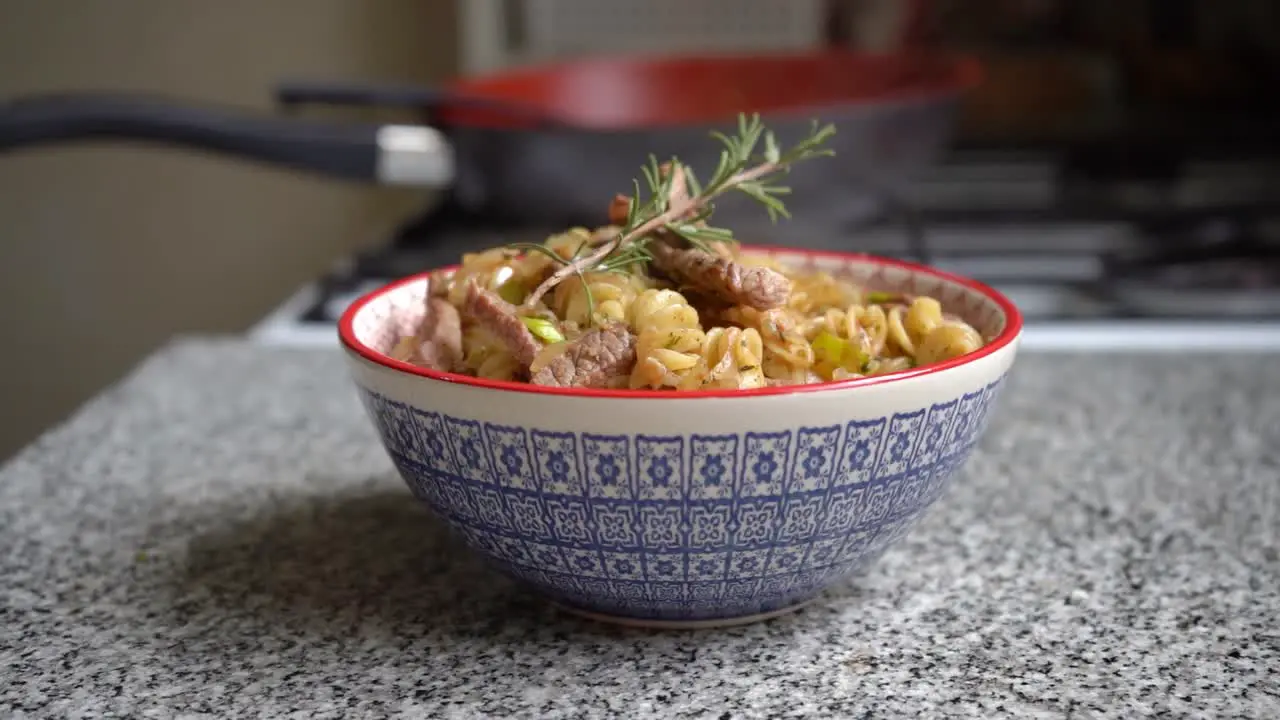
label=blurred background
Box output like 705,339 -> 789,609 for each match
0,1 -> 457,457
2,0 -> 1278,459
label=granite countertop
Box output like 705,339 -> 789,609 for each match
2,338 -> 1278,719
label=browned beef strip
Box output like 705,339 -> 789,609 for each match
531,323 -> 637,388
463,282 -> 542,367
427,269 -> 452,297
412,297 -> 463,371
607,193 -> 631,226
648,242 -> 791,310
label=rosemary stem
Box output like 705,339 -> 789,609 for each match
521,161 -> 781,310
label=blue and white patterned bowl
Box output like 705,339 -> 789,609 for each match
339,249 -> 1022,627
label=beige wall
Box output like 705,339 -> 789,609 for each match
0,1 -> 457,458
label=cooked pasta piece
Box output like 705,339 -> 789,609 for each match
552,271 -> 649,328
459,325 -> 521,381
857,305 -> 890,358
787,270 -> 863,315
699,326 -> 767,390
520,228 -> 594,282
905,296 -> 944,340
915,322 -> 985,366
629,289 -> 707,389
886,306 -> 914,356
718,305 -> 814,386
864,356 -> 914,376
447,247 -> 521,307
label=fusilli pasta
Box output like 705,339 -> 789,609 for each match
787,270 -> 863,315
460,325 -> 521,381
699,326 -> 767,389
552,271 -> 648,328
630,289 -> 707,389
719,305 -> 814,385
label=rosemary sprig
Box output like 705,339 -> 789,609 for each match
518,113 -> 836,315
503,241 -> 597,320
504,242 -> 574,267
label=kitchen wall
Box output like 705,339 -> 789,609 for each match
0,0 -> 457,459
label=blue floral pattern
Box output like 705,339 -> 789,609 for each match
485,425 -> 536,491
832,419 -> 886,487
741,432 -> 790,498
445,418 -> 491,484
593,505 -> 638,548
637,436 -> 682,501
690,435 -> 736,501
790,426 -> 841,492
583,434 -> 631,499
534,432 -> 581,495
358,376 -> 1006,622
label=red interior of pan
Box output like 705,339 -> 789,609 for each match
439,51 -> 982,130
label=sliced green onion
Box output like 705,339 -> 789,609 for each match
811,331 -> 845,365
842,344 -> 869,372
866,290 -> 897,304
497,278 -> 528,305
520,316 -> 565,344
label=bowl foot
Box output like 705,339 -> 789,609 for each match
550,598 -> 818,630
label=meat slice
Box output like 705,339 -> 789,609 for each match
389,297 -> 463,371
417,297 -> 463,370
531,323 -> 637,389
607,193 -> 631,226
649,242 -> 791,310
426,269 -> 452,297
463,282 -> 542,367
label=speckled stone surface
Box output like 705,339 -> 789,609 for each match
2,338 -> 1278,719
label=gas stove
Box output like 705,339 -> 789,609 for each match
251,149 -> 1280,351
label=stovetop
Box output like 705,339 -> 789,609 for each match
250,150 -> 1280,351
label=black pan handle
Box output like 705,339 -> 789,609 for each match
274,79 -> 567,128
277,80 -> 452,110
0,93 -> 456,188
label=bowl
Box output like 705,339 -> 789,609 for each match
339,248 -> 1022,628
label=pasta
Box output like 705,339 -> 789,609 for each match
718,306 -> 814,386
390,223 -> 992,392
553,271 -> 648,328
786,270 -> 863,315
699,327 -> 767,390
523,228 -> 595,280
460,324 -> 521,381
445,247 -> 520,308
630,289 -> 707,390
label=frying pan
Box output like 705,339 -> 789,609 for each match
0,51 -> 979,231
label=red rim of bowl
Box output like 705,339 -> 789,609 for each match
338,248 -> 1023,400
